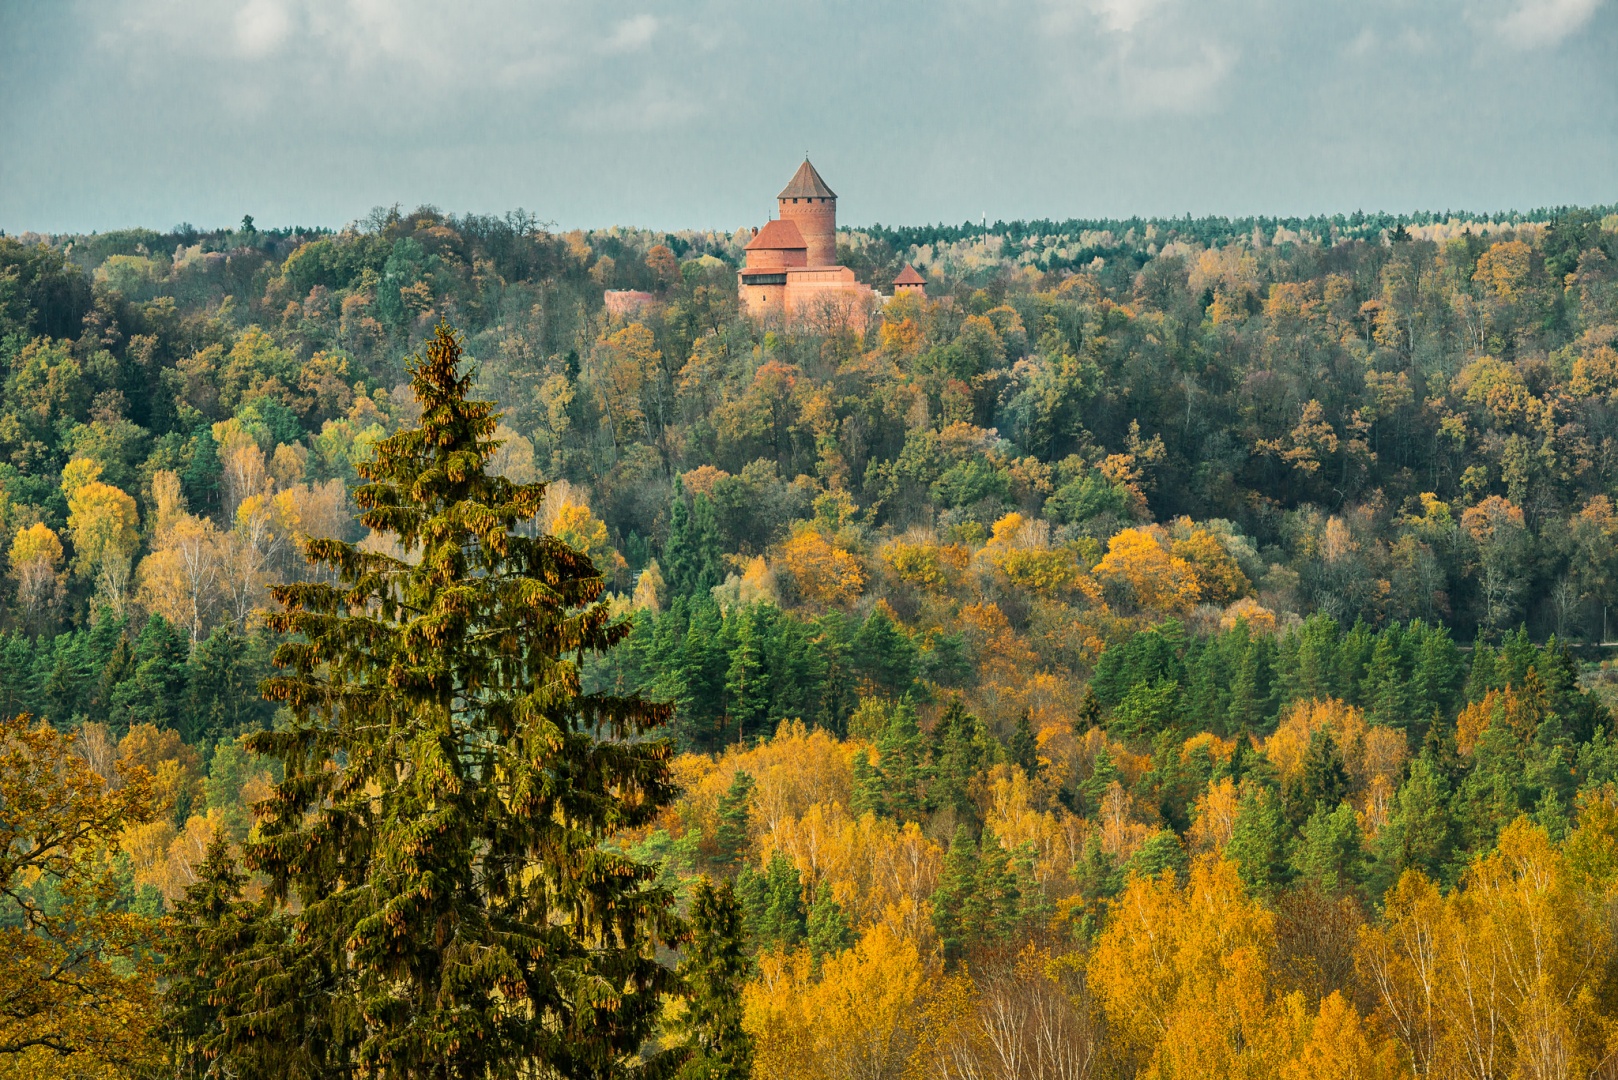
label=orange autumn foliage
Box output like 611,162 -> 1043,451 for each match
780,527 -> 867,608
1093,527 -> 1201,614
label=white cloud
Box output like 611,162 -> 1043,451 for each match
1034,0 -> 1239,115
1115,42 -> 1234,113
1496,0 -> 1602,46
233,0 -> 294,57
1091,0 -> 1163,33
602,14 -> 658,54
569,79 -> 700,132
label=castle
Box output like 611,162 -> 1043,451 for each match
738,159 -> 924,326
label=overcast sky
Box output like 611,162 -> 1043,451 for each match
2,0 -> 1615,235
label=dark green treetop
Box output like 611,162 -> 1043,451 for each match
233,322 -> 681,1079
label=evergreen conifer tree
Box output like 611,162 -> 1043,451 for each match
182,423 -> 221,512
1074,684 -> 1102,732
229,323 -> 681,1079
734,862 -> 770,946
1007,710 -> 1039,774
723,606 -> 770,744
678,598 -> 728,748
762,850 -> 806,947
876,700 -> 924,821
806,881 -> 853,966
1370,753 -> 1454,892
1079,742 -> 1121,815
851,607 -> 916,696
663,483 -> 723,600
1408,622 -> 1462,722
713,770 -> 755,868
673,878 -> 753,1080
1227,783 -> 1291,898
1363,631 -> 1410,728
1227,631 -> 1276,734
927,696 -> 987,823
964,828 -> 1020,944
931,824 -> 979,967
1284,728 -> 1350,824
111,613 -> 191,730
850,746 -> 888,820
162,831 -> 243,1078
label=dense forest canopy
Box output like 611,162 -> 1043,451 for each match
5,201 -> 1618,1079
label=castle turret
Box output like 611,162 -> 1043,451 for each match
892,263 -> 926,298
777,158 -> 837,268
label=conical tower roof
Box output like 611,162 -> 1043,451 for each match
893,263 -> 926,286
778,158 -> 836,200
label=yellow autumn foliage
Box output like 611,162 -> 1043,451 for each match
1093,527 -> 1201,613
780,527 -> 866,607
746,924 -> 932,1080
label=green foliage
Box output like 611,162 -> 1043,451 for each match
1290,802 -> 1366,897
931,824 -> 978,966
223,323 -> 681,1078
1228,783 -> 1291,898
806,881 -> 853,965
713,770 -> 755,869
674,878 -> 753,1080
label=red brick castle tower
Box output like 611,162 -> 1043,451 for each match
776,158 -> 838,268
738,158 -> 876,327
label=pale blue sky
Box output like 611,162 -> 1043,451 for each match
2,0 -> 1615,234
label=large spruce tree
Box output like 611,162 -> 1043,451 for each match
232,322 -> 681,1079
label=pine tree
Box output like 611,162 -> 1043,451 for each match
713,770 -> 755,868
1074,684 -> 1102,732
678,598 -> 728,748
1282,613 -> 1340,706
810,612 -> 858,734
686,494 -> 723,594
1285,728 -> 1350,824
663,482 -> 723,600
1126,829 -> 1188,881
1370,753 -> 1453,892
1079,742 -> 1121,815
1010,838 -> 1052,932
806,881 -> 853,966
1291,802 -> 1366,897
182,423 -> 221,512
663,479 -> 693,595
163,830 -> 339,1079
964,828 -> 1020,944
1008,709 -> 1039,774
674,878 -> 753,1080
877,699 -> 924,822
850,746 -> 888,820
232,322 -> 681,1079
1337,618 -> 1376,704
1409,621 -> 1462,723
762,850 -> 806,947
162,831 -> 243,1078
1465,633 -> 1500,702
927,696 -> 986,823
735,861 -> 770,946
1227,782 -> 1290,898
1363,630 -> 1410,729
930,824 -> 979,967
1227,631 -> 1276,734
111,613 -> 190,730
724,606 -> 770,744
851,607 -> 916,697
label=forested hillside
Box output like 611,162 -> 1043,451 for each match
5,204 -> 1618,1079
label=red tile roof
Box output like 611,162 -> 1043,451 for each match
777,159 -> 837,200
745,218 -> 807,251
893,263 -> 926,286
